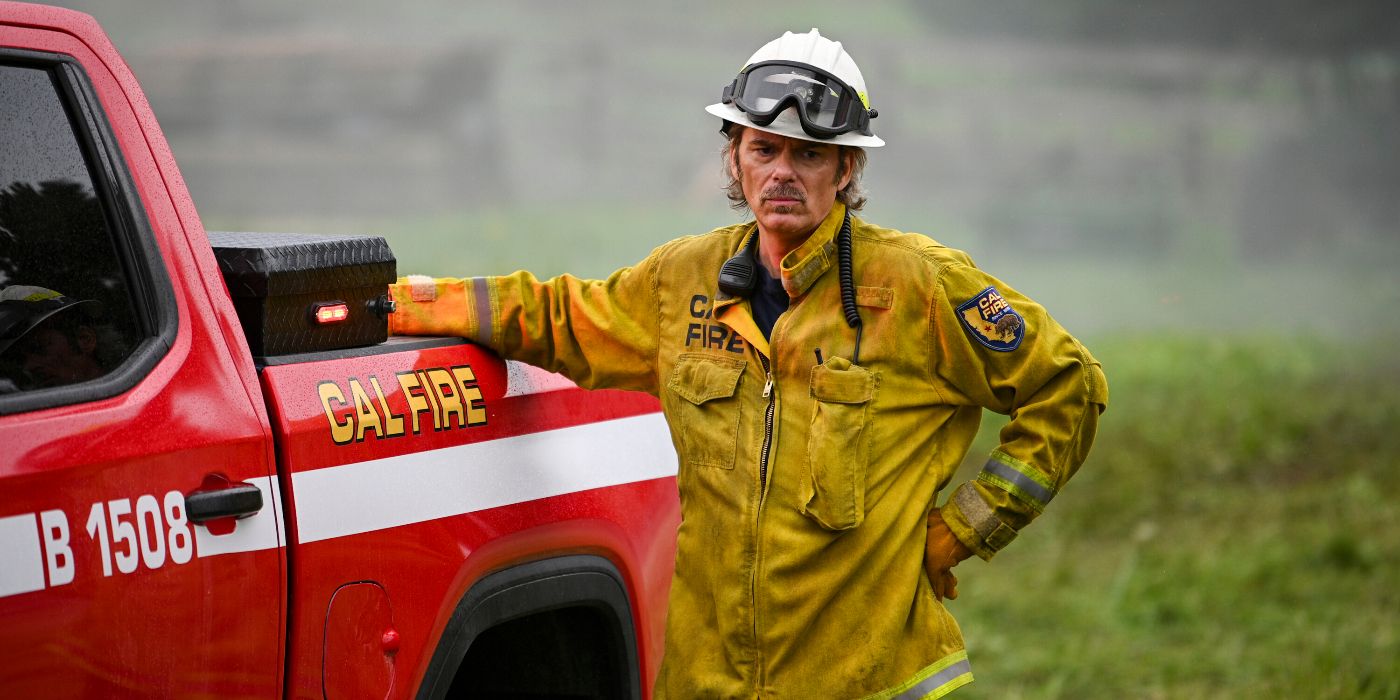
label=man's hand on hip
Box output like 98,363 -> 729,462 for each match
926,509 -> 974,601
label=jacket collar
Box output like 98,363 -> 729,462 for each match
778,201 -> 846,298
710,203 -> 846,358
713,200 -> 846,314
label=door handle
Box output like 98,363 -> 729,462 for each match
185,482 -> 263,523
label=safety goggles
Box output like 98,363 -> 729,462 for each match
721,60 -> 875,139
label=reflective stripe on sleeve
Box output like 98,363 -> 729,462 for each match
861,650 -> 974,700
471,276 -> 493,346
977,450 -> 1055,512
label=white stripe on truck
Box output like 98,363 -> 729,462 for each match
0,513 -> 46,597
193,475 -> 285,558
0,478 -> 286,601
0,414 -> 673,600
292,412 -> 677,544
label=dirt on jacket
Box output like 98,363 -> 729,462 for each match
388,203 -> 1108,699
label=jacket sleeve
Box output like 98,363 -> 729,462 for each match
930,261 -> 1109,561
386,245 -> 670,396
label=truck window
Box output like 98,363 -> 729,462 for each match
0,62 -> 144,397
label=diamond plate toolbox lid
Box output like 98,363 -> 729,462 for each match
208,231 -> 396,297
208,232 -> 397,357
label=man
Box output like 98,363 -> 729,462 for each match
390,29 -> 1107,700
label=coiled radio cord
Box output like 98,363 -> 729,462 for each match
836,208 -> 863,364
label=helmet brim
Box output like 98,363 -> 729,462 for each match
706,102 -> 885,148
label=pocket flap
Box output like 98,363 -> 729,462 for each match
855,286 -> 893,309
669,354 -> 745,405
809,363 -> 876,404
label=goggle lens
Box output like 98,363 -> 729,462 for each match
727,61 -> 869,138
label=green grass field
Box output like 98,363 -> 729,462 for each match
948,333 -> 1400,699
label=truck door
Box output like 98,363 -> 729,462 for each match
0,22 -> 283,697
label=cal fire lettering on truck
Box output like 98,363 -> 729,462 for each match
319,364 -> 488,445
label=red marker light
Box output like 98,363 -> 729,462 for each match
311,301 -> 350,325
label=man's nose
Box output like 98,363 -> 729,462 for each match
769,149 -> 797,180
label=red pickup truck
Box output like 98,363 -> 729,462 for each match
0,3 -> 678,697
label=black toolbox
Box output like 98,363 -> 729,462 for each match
207,231 -> 396,357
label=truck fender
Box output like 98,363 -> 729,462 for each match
415,554 -> 641,700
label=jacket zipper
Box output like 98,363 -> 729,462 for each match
752,306 -> 789,693
758,353 -> 775,492
752,350 -> 777,692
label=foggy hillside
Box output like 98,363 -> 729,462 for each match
46,0 -> 1400,335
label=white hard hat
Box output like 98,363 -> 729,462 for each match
706,28 -> 884,148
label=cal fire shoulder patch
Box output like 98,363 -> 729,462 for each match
957,286 -> 1024,352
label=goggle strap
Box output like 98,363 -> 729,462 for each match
742,94 -> 871,139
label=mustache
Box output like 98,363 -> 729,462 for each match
761,185 -> 805,202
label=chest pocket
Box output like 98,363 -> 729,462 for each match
800,358 -> 878,531
668,353 -> 745,470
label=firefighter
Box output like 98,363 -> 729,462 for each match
390,28 -> 1107,699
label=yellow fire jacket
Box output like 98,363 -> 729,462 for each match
388,203 -> 1108,699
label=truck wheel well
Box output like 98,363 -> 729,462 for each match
450,605 -> 624,699
416,555 -> 641,700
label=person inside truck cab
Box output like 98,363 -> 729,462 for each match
389,29 -> 1108,699
0,285 -> 109,392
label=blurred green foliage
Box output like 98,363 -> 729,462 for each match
948,333 -> 1400,698
924,0 -> 1400,59
380,203 -> 735,281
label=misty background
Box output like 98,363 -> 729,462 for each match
43,1 -> 1400,697
47,0 -> 1400,339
